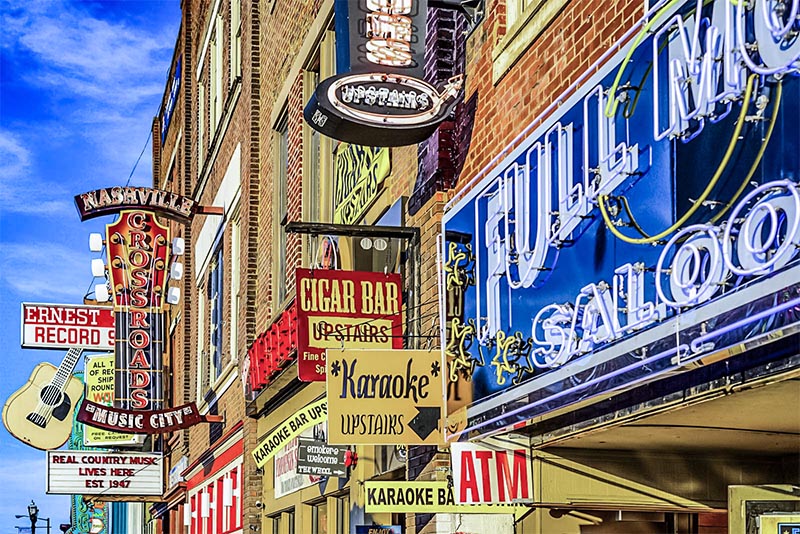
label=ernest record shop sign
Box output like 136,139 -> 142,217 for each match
327,349 -> 444,445
21,302 -> 114,350
46,450 -> 162,496
451,436 -> 533,504
296,269 -> 403,382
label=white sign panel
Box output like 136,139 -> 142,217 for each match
46,451 -> 163,495
274,425 -> 324,499
451,436 -> 533,504
21,302 -> 114,350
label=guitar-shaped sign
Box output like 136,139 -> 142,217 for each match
106,210 -> 170,410
3,347 -> 84,450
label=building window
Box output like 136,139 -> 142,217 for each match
335,495 -> 349,534
230,217 -> 240,361
208,244 -> 224,382
210,15 -> 224,130
506,0 -> 544,29
196,283 -> 206,396
274,114 -> 289,305
198,82 -> 205,169
494,0 -> 570,83
312,501 -> 328,534
231,0 -> 241,79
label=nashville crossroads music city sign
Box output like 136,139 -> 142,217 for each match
442,0 -> 800,438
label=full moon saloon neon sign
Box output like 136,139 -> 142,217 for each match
441,0 -> 800,405
304,0 -> 463,146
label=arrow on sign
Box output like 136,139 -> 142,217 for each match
408,406 -> 440,441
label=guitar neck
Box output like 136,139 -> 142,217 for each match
51,348 -> 83,390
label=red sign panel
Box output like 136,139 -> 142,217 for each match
21,302 -> 114,350
247,302 -> 298,391
296,269 -> 403,381
451,438 -> 533,504
106,210 -> 169,410
77,399 -> 220,434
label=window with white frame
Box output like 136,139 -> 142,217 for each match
208,243 -> 224,383
506,0 -> 545,29
196,284 -> 206,396
187,462 -> 242,534
274,114 -> 289,305
495,0 -> 570,83
230,0 -> 241,80
198,81 -> 205,168
229,217 -> 240,361
211,14 -> 224,130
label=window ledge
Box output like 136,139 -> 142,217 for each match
492,0 -> 572,85
197,359 -> 239,414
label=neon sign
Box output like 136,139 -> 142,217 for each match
441,0 -> 800,429
304,0 -> 463,146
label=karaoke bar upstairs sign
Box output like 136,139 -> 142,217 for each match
304,0 -> 463,146
296,269 -> 403,381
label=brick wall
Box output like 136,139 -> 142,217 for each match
458,0 -> 640,188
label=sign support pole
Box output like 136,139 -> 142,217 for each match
284,222 -> 421,349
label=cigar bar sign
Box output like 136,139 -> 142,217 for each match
46,451 -> 163,495
304,0 -> 462,146
21,303 -> 114,350
296,269 -> 403,381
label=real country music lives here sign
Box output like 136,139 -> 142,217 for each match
296,269 -> 403,382
327,349 -> 445,445
303,0 -> 463,146
21,302 -> 114,350
46,450 -> 163,496
253,398 -> 328,468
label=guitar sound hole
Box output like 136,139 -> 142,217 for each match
39,386 -> 64,407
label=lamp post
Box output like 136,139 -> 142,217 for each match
15,500 -> 51,534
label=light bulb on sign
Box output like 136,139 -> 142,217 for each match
170,262 -> 184,280
89,233 -> 104,252
91,259 -> 106,277
167,286 -> 181,305
94,284 -> 110,302
172,237 -> 185,256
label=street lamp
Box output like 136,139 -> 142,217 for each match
15,500 -> 51,534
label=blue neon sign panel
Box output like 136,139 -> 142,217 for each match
442,0 -> 800,438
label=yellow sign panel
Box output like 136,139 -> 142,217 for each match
365,481 -> 524,515
83,354 -> 139,446
252,398 -> 327,468
307,317 -> 394,348
327,349 -> 444,445
333,145 -> 390,225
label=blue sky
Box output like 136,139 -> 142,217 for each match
1,0 -> 180,528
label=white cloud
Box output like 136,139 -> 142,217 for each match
0,129 -> 74,216
4,0 -> 174,108
1,0 -> 176,183
0,242 -> 91,299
